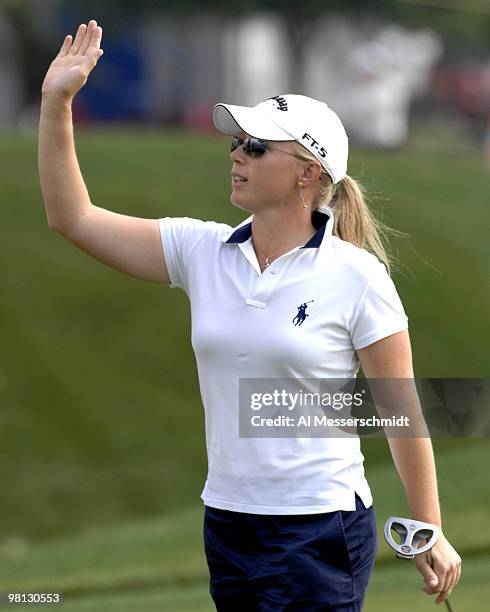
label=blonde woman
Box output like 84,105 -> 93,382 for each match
39,19 -> 461,611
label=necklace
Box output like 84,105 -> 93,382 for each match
252,228 -> 317,269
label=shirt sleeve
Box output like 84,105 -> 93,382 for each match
158,216 -> 215,294
350,262 -> 409,350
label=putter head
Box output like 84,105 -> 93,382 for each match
384,516 -> 440,560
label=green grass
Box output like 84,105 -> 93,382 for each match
3,565 -> 489,612
0,442 -> 487,610
1,563 -> 487,612
0,127 -> 488,608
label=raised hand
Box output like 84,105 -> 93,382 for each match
42,20 -> 103,100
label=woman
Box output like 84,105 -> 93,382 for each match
39,20 -> 461,611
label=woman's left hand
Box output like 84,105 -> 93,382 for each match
414,532 -> 462,605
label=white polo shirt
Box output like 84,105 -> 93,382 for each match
158,210 -> 408,514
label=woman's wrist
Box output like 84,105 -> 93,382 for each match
41,91 -> 73,109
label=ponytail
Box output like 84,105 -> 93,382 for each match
292,143 -> 405,275
330,175 -> 396,275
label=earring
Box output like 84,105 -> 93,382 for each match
298,181 -> 309,211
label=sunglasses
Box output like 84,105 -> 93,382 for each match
230,136 -> 305,160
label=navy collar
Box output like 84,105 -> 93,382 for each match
224,222 -> 253,244
224,212 -> 331,249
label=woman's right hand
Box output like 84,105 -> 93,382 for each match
41,20 -> 103,101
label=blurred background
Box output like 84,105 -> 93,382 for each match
0,0 -> 489,610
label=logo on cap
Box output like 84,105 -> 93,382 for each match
301,133 -> 327,159
269,95 -> 288,112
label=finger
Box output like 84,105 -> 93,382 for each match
446,566 -> 461,592
422,573 -> 440,594
93,26 -> 103,49
81,25 -> 102,60
456,564 -> 461,584
436,587 -> 452,604
447,561 -> 461,588
84,29 -> 103,66
422,571 -> 439,593
79,19 -> 97,55
438,571 -> 452,597
82,48 -> 104,73
69,23 -> 87,55
417,552 -> 438,590
86,25 -> 102,55
57,34 -> 72,57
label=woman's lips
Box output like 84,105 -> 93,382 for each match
232,174 -> 248,187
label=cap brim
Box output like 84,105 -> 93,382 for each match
213,103 -> 294,141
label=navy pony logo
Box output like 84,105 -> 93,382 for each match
292,300 -> 314,326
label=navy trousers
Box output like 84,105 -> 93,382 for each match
203,493 -> 378,611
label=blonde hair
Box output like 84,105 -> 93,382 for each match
292,143 -> 404,275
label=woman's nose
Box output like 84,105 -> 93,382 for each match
230,143 -> 245,163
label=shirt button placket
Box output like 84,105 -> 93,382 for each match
247,265 -> 281,307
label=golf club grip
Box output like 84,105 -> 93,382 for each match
444,598 -> 454,612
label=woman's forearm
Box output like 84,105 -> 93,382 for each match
387,436 -> 442,528
38,94 -> 93,233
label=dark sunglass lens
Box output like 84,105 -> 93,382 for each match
245,138 -> 267,157
230,137 -> 244,152
230,137 -> 267,157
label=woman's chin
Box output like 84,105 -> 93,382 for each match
230,194 -> 254,213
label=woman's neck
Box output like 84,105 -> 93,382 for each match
250,211 -> 317,270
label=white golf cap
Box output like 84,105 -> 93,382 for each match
213,94 -> 348,184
